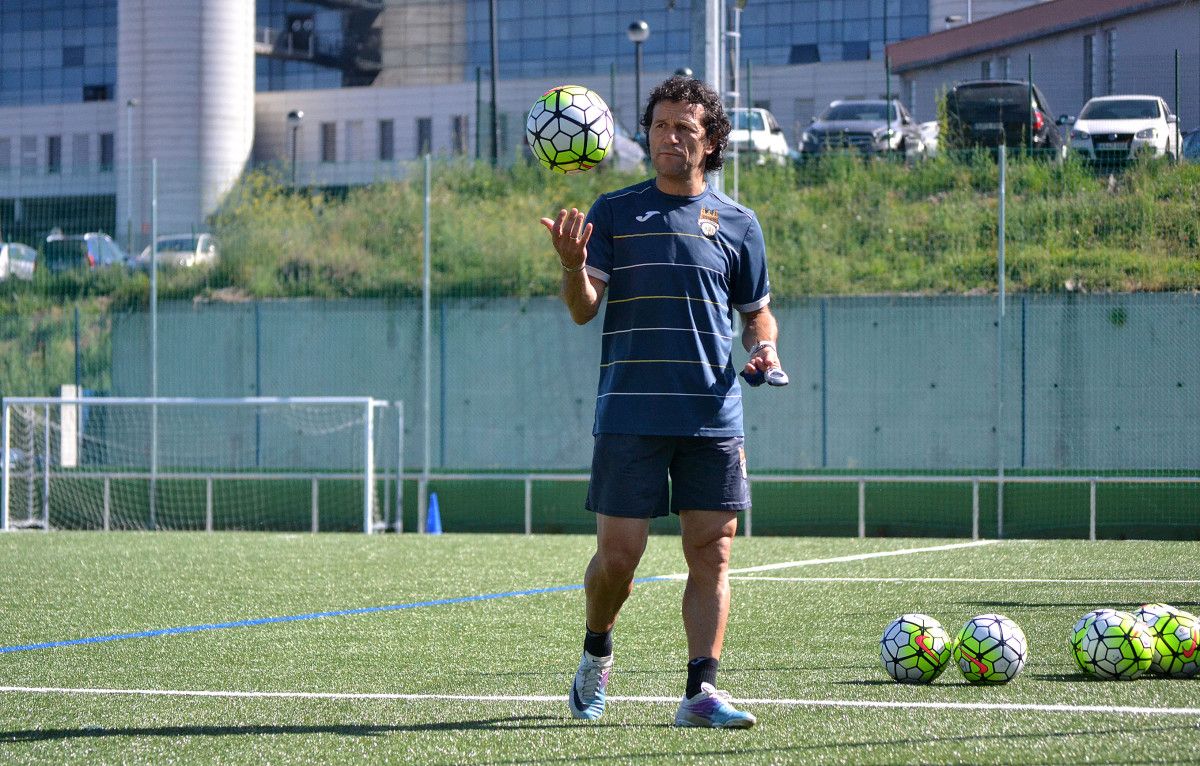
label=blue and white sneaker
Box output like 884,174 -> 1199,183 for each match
568,650 -> 613,720
673,683 -> 757,728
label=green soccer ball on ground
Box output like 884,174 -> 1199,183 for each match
1072,609 -> 1154,680
1070,608 -> 1118,676
954,614 -> 1028,684
526,85 -> 614,174
880,613 -> 954,684
1135,605 -> 1200,678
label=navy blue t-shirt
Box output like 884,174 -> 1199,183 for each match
583,178 -> 771,437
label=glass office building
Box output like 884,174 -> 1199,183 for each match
0,0 -> 119,107
1,0 -> 933,105
466,0 -> 931,79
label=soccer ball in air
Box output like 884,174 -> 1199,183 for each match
880,614 -> 954,684
953,614 -> 1028,684
1135,605 -> 1200,678
1071,609 -> 1154,680
526,85 -> 614,173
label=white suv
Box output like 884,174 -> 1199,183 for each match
727,108 -> 790,164
1068,95 -> 1180,162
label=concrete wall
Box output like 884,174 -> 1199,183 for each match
112,294 -> 1200,473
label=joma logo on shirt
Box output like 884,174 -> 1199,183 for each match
699,208 -> 720,237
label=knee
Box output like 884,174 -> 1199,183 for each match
683,532 -> 733,573
594,542 -> 645,579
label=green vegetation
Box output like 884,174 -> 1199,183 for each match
205,154 -> 1200,298
2,533 -> 1199,764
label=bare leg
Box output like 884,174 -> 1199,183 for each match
584,514 -> 651,634
678,511 -> 738,659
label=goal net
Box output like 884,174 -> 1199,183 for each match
2,397 -> 398,533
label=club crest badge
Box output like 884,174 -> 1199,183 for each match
698,208 -> 720,237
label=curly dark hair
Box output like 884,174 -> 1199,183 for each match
639,76 -> 730,173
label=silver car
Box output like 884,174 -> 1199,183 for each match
0,242 -> 37,281
135,233 -> 219,270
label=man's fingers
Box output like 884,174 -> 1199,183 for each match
539,217 -> 555,232
578,222 -> 593,247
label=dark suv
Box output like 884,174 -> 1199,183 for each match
944,80 -> 1066,157
42,233 -> 130,273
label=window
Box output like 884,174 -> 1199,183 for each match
82,84 -> 109,101
980,60 -> 992,79
0,138 -> 10,176
99,132 -> 114,172
345,120 -> 363,163
378,119 -> 394,161
63,46 -> 85,67
320,122 -> 336,163
415,117 -> 432,156
842,41 -> 870,61
452,115 -> 469,155
72,133 -> 89,173
20,136 -> 37,173
1104,30 -> 1116,94
1083,35 -> 1095,102
999,56 -> 1010,79
47,136 -> 62,174
789,44 -> 819,65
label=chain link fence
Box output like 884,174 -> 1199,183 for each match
1,143 -> 1197,536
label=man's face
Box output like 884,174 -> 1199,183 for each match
647,100 -> 714,184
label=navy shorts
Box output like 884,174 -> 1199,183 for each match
585,434 -> 751,519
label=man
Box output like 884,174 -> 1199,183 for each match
540,76 -> 782,729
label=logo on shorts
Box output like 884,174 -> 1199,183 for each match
699,208 -> 720,237
738,447 -> 747,479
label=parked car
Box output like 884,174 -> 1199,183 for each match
944,79 -> 1066,158
134,233 -> 219,270
1064,95 -> 1180,164
1184,129 -> 1200,162
0,241 -> 37,281
42,232 -> 130,274
727,107 -> 791,163
609,120 -> 646,171
798,99 -> 925,158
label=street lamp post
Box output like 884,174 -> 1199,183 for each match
627,20 -> 650,141
125,98 -> 137,251
287,110 -> 304,187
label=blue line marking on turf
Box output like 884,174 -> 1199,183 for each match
0,576 -> 672,654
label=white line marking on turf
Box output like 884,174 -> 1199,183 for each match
2,686 -> 1199,717
658,539 -> 1001,580
730,576 -> 1200,585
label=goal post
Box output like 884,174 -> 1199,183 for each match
1,396 -> 396,534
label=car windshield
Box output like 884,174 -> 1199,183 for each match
820,103 -> 893,121
44,239 -> 89,268
156,237 -> 200,252
731,111 -> 765,131
951,85 -> 1032,120
1079,99 -> 1161,120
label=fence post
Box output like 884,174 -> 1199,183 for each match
996,145 -> 1007,540
524,477 -> 533,535
857,480 -> 866,538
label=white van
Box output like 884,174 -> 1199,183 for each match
727,108 -> 791,163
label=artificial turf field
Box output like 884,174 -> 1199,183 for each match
1,532 -> 1198,764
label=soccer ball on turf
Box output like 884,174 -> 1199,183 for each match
1072,609 -> 1154,680
953,614 -> 1028,684
1136,607 -> 1200,678
1069,608 -> 1118,676
525,85 -> 614,174
1132,602 -> 1180,626
880,613 -> 954,684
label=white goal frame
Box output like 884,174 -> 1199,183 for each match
1,396 -> 395,534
